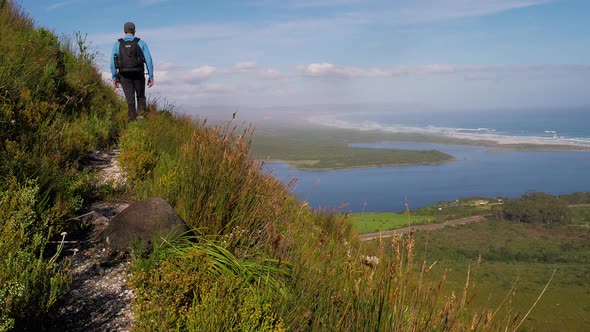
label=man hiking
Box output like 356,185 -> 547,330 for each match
110,21 -> 154,121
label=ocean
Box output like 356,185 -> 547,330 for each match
309,107 -> 590,146
264,108 -> 590,212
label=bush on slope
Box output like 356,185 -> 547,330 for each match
0,1 -> 125,329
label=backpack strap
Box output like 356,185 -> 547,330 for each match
118,38 -> 127,56
132,37 -> 146,64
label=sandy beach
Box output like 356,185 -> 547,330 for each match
309,116 -> 590,149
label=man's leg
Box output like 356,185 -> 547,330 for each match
134,74 -> 147,116
119,75 -> 137,121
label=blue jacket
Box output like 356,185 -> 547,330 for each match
110,33 -> 154,81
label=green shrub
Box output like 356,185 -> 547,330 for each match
0,2 -> 125,328
130,237 -> 288,331
497,191 -> 572,224
1,0 -> 126,225
0,179 -> 71,331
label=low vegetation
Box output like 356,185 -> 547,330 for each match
0,2 -> 125,329
497,191 -> 572,224
359,194 -> 590,330
407,220 -> 590,331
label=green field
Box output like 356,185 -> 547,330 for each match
361,205 -> 590,331
351,197 -> 499,233
351,212 -> 432,233
413,220 -> 590,331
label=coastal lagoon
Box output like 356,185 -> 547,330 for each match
265,142 -> 590,212
309,107 -> 590,146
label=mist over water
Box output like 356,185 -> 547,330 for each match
265,142 -> 590,212
307,107 -> 590,146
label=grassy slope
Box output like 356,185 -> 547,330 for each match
357,201 -> 590,331
409,219 -> 590,331
360,216 -> 590,331
0,2 -> 125,329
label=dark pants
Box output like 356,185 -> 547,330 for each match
119,72 -> 146,121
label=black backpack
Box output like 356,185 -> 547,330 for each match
115,37 -> 145,73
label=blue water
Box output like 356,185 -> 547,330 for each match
317,108 -> 590,145
265,142 -> 590,212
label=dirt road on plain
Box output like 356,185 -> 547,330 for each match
359,214 -> 492,241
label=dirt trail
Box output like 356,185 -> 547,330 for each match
49,150 -> 134,332
568,204 -> 590,208
359,214 -> 491,241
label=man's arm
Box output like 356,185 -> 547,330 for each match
139,40 -> 154,86
110,41 -> 120,87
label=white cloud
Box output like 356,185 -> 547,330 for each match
234,61 -> 258,71
300,63 -> 590,78
196,83 -> 237,95
145,61 -> 284,89
47,0 -> 79,10
301,63 -> 388,78
158,62 -> 182,71
257,68 -> 283,80
154,70 -> 172,83
145,60 -> 588,108
89,23 -> 245,47
253,0 -> 552,24
100,71 -> 112,83
182,65 -> 222,82
90,0 -> 551,50
384,0 -> 553,24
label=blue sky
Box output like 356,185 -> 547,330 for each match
20,0 -> 590,111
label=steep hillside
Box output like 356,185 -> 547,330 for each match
0,1 -> 125,330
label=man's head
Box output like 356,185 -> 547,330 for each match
124,22 -> 136,34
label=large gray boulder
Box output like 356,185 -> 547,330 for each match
102,197 -> 190,253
